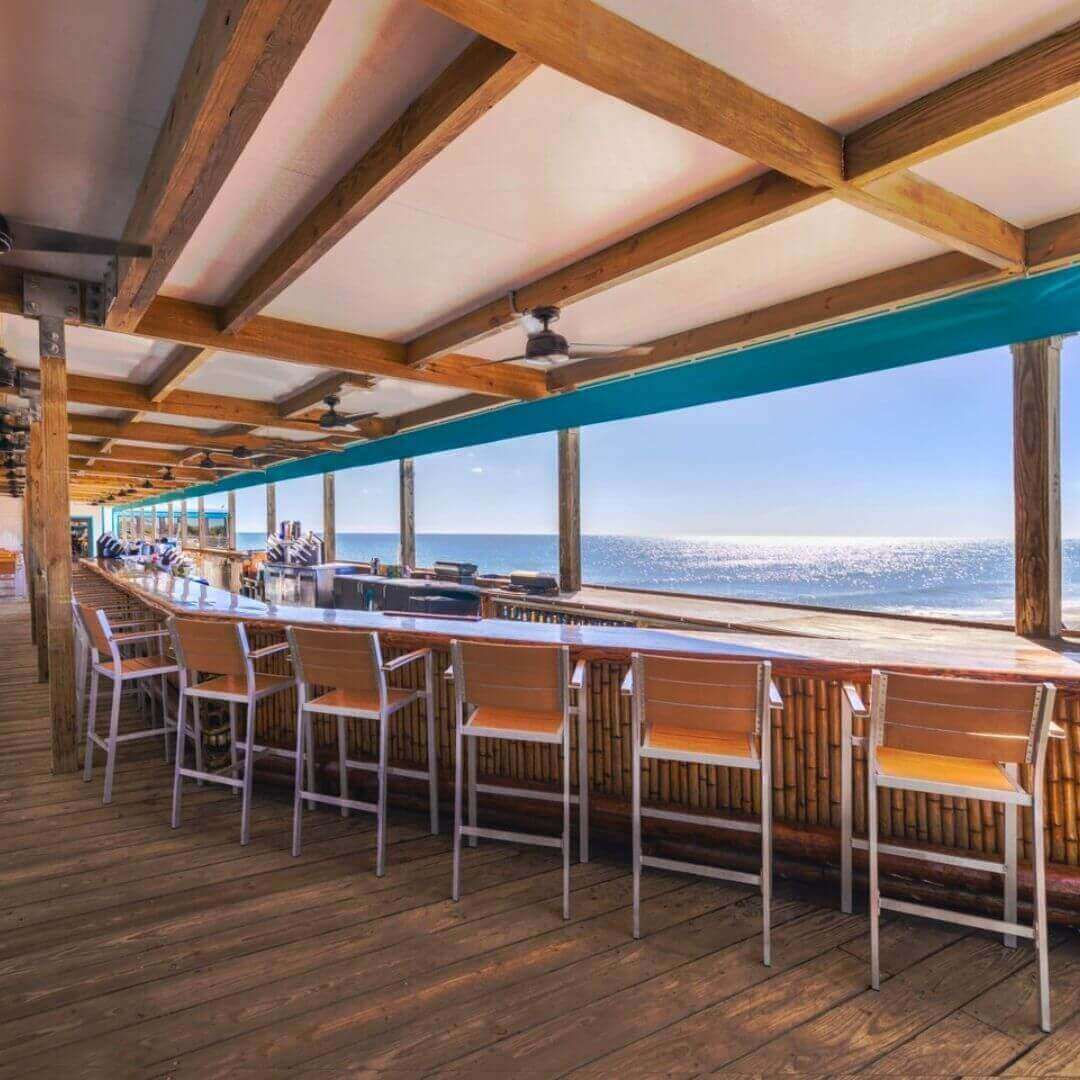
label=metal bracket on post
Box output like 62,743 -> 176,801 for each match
38,316 -> 65,362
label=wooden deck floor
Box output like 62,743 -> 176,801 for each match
3,600 -> 1080,1077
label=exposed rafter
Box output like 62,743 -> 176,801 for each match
846,20 -> 1080,183
406,172 -> 827,365
220,37 -> 538,332
420,0 -> 1025,270
548,252 -> 1005,390
147,346 -> 214,401
276,372 -> 376,418
107,0 -> 332,332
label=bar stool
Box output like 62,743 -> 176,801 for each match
168,617 -> 299,845
623,653 -> 782,965
450,640 -> 588,919
285,626 -> 438,875
840,670 -> 1058,1030
75,603 -> 179,804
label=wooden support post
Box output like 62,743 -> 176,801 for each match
266,481 -> 276,539
399,458 -> 416,568
1011,336 -> 1062,638
40,350 -> 78,772
179,499 -> 188,544
558,428 -> 582,593
21,488 -> 34,640
323,472 -> 336,562
198,496 -> 207,549
27,421 -> 47,676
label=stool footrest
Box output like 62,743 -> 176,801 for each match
474,781 -> 580,806
345,759 -> 432,782
853,838 -> 1007,875
297,789 -> 377,815
178,767 -> 243,790
642,806 -> 761,832
880,896 -> 1033,938
642,854 -> 761,887
460,824 -> 562,849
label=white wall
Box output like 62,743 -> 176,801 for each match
0,496 -> 22,551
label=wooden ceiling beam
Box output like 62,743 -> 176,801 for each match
220,37 -> 538,332
67,456 -> 216,484
1027,210 -> 1080,271
107,0 -> 332,332
421,0 -> 1023,270
846,21 -> 1080,184
0,265 -> 546,400
420,0 -> 842,187
548,251 -> 1005,390
67,415 -> 332,456
276,372 -> 375,418
406,172 -> 827,365
385,392 -> 506,434
837,171 -> 1026,271
147,345 -> 215,401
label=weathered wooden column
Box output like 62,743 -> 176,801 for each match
21,484 -> 35,643
179,499 -> 188,545
40,334 -> 78,772
1011,336 -> 1062,638
323,472 -> 336,562
399,458 -> 415,568
558,428 -> 582,593
266,482 -> 276,538
198,496 -> 208,549
26,421 -> 47,676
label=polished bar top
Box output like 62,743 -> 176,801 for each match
82,559 -> 1080,688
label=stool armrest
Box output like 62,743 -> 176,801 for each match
842,682 -> 868,717
109,618 -> 161,629
1050,719 -> 1067,740
769,680 -> 784,710
248,642 -> 289,660
383,648 -> 430,673
113,629 -> 170,643
570,660 -> 587,690
620,668 -> 633,696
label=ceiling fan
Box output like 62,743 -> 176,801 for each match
0,214 -> 151,259
316,395 -> 377,430
483,297 -> 653,369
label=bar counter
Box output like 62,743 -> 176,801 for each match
76,559 -> 1080,916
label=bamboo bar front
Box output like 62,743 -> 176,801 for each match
73,563 -> 1080,905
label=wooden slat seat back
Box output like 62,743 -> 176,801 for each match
456,641 -> 566,715
637,655 -> 763,735
287,626 -> 382,694
76,603 -> 112,655
874,671 -> 1045,763
169,617 -> 248,677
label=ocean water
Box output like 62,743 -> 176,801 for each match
237,532 -> 1080,623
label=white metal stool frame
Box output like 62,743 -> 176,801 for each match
450,640 -> 583,920
839,669 -> 1057,1032
286,627 -> 438,876
76,604 -> 179,804
623,653 -> 782,966
169,617 -> 301,845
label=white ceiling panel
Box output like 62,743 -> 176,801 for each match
135,412 -> 228,431
596,1 -> 1077,132
913,96 -> 1080,227
2,317 -> 174,381
263,65 -> 756,339
0,0 -> 204,260
468,200 -> 947,362
164,0 -> 473,304
180,351 -> 324,400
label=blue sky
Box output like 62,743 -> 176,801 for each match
228,338 -> 1079,539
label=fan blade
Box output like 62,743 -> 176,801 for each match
342,412 -> 378,425
565,343 -> 653,359
6,219 -> 152,258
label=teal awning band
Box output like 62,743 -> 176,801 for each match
126,262 -> 1080,509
